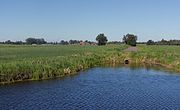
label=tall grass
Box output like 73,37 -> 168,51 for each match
0,44 -> 127,83
0,44 -> 180,84
125,45 -> 180,71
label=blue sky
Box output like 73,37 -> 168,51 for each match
0,0 -> 180,42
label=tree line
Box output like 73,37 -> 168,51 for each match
0,34 -> 138,46
147,39 -> 180,46
1,34 -> 180,46
0,38 -> 47,45
0,38 -> 96,45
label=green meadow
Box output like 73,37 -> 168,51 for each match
0,45 -> 127,83
0,44 -> 180,84
131,45 -> 180,71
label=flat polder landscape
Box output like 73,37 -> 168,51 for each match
1,44 -> 180,110
1,0 -> 180,109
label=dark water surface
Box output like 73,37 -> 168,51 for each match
1,66 -> 180,110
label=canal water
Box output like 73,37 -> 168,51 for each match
1,66 -> 180,110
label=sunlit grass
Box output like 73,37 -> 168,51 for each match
0,44 -> 127,83
0,44 -> 180,84
133,45 -> 180,71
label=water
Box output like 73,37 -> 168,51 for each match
1,66 -> 180,110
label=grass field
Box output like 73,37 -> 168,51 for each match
0,44 -> 127,83
0,44 -> 180,84
132,45 -> 180,71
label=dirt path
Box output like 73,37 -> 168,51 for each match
124,46 -> 138,52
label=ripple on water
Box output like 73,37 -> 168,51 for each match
1,67 -> 180,110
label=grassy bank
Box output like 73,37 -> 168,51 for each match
125,45 -> 180,72
0,44 -> 180,84
0,45 -> 127,84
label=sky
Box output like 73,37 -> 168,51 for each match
0,0 -> 180,42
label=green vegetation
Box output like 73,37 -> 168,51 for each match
124,45 -> 180,72
146,39 -> 180,45
0,44 -> 127,84
96,33 -> 108,45
147,40 -> 155,45
123,34 -> 137,46
26,38 -> 47,45
0,44 -> 180,84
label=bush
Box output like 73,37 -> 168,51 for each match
147,40 -> 155,45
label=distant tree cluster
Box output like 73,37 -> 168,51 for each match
59,40 -> 96,45
69,40 -> 82,44
147,39 -> 180,46
96,33 -> 108,45
123,34 -> 137,46
46,40 -> 96,45
147,40 -> 155,45
84,40 -> 95,44
60,40 -> 69,45
0,38 -> 47,45
0,40 -> 25,45
26,38 -> 47,44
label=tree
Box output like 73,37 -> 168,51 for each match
146,39 -> 180,46
96,33 -> 108,45
147,40 -> 155,45
5,40 -> 12,44
123,35 -> 127,44
26,38 -> 47,44
36,38 -> 46,44
69,40 -> 81,44
14,41 -> 23,45
123,34 -> 137,46
60,40 -> 69,45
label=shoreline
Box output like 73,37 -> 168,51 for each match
0,45 -> 180,85
1,58 -> 179,85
